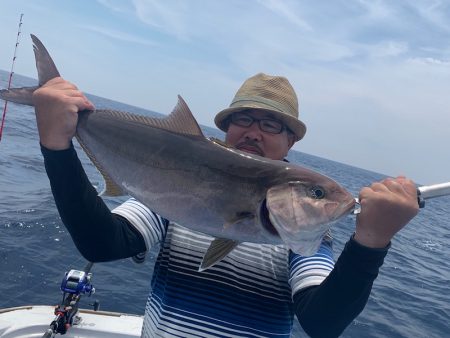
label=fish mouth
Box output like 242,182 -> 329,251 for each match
332,197 -> 357,220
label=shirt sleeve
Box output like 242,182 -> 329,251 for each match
292,235 -> 389,338
289,238 -> 335,294
112,198 -> 168,262
41,142 -> 165,262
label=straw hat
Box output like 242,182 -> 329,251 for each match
214,73 -> 306,141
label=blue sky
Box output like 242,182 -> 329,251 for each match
0,0 -> 449,184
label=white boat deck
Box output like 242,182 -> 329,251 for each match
0,305 -> 143,337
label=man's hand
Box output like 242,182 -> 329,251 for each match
33,77 -> 95,150
354,176 -> 419,248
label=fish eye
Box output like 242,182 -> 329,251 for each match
310,186 -> 325,199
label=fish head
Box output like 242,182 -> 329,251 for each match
265,178 -> 355,256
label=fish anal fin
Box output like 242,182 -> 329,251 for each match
199,238 -> 240,272
101,174 -> 125,197
76,136 -> 125,197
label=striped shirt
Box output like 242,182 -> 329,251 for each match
113,198 -> 335,338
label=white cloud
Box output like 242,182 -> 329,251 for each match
82,25 -> 156,46
96,0 -> 131,14
356,0 -> 392,20
258,0 -> 312,31
409,0 -> 450,33
408,56 -> 450,66
131,0 -> 190,41
369,40 -> 409,58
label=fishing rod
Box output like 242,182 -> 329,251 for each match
417,182 -> 450,207
353,181 -> 450,214
42,261 -> 97,338
0,13 -> 24,143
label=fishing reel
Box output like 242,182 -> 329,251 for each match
42,262 -> 98,338
60,269 -> 95,295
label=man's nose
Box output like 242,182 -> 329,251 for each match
243,122 -> 263,141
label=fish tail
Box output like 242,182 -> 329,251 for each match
0,34 -> 60,106
31,34 -> 60,85
0,86 -> 38,106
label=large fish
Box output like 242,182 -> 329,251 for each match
1,35 -> 355,270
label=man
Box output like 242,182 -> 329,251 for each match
34,73 -> 419,337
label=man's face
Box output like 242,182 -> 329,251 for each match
225,109 -> 296,160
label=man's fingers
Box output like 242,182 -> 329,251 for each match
382,178 -> 405,194
64,89 -> 93,105
360,177 -> 416,197
36,82 -> 95,111
40,77 -> 86,97
359,177 -> 418,214
66,96 -> 95,112
387,177 -> 417,197
359,182 -> 388,200
42,77 -> 78,88
371,182 -> 390,192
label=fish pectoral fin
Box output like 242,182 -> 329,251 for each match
199,238 -> 240,272
224,212 -> 255,229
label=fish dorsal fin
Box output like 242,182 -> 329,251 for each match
199,238 -> 240,272
76,136 -> 125,197
101,95 -> 205,138
149,95 -> 204,137
31,34 -> 61,85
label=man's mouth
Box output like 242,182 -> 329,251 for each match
238,145 -> 264,156
236,143 -> 264,156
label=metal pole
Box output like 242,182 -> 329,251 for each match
418,182 -> 450,203
0,13 -> 24,142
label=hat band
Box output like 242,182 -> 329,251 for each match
230,95 -> 296,117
